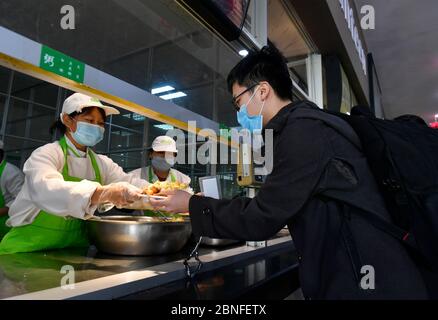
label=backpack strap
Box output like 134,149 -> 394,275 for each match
354,205 -> 415,247
338,202 -> 364,285
318,191 -> 413,243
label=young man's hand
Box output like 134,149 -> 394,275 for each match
149,190 -> 193,214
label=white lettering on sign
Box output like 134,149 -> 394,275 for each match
339,0 -> 367,75
43,53 -> 55,67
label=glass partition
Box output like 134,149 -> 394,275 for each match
0,0 -> 241,127
0,67 -> 244,196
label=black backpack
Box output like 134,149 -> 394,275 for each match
293,101 -> 438,270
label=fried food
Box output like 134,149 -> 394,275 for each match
143,181 -> 189,195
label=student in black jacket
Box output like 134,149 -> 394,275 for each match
150,45 -> 428,300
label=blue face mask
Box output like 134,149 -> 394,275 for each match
71,121 -> 105,147
236,87 -> 266,132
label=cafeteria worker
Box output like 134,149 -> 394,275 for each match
129,136 -> 190,186
129,136 -> 191,216
0,93 -> 149,255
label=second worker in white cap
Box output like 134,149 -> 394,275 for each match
129,136 -> 191,217
130,136 -> 190,186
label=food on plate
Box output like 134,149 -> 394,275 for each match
122,181 -> 192,211
143,181 -> 189,195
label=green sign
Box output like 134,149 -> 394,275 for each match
39,45 -> 85,83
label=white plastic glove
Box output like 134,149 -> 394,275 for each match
94,182 -> 144,209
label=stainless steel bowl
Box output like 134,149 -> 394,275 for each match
87,216 -> 192,256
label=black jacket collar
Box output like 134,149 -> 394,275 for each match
264,100 -> 312,134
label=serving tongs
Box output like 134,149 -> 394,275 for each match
154,210 -> 174,221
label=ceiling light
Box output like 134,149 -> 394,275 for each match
123,114 -> 145,121
154,124 -> 175,131
132,114 -> 145,121
151,85 -> 175,95
159,91 -> 187,100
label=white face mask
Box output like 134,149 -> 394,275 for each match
151,155 -> 175,172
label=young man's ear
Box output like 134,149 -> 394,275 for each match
259,81 -> 270,101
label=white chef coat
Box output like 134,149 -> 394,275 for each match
129,166 -> 191,185
7,137 -> 149,227
0,162 -> 24,208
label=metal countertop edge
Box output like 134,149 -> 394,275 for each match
4,237 -> 294,300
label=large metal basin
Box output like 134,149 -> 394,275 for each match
87,216 -> 192,256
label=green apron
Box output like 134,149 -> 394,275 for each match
0,136 -> 102,255
0,159 -> 10,239
143,166 -> 176,217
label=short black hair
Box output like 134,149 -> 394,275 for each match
227,42 -> 293,101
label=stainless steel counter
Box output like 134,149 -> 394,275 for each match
0,229 -> 293,300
